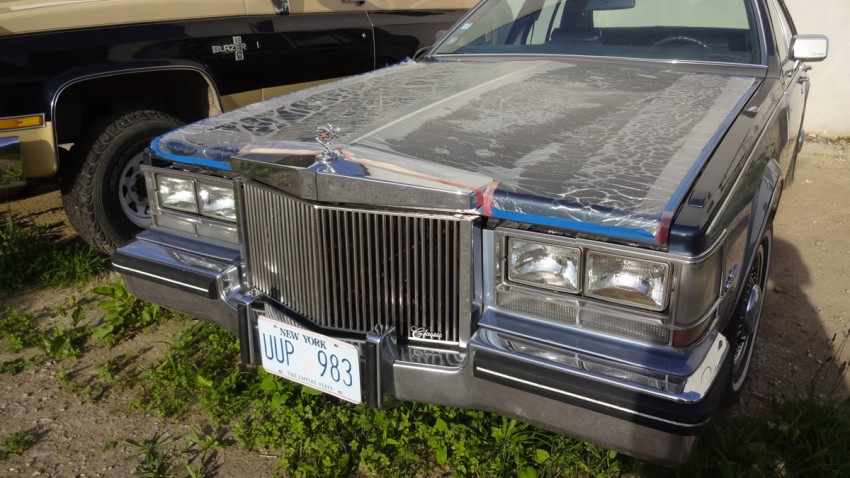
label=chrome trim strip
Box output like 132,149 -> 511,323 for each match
705,88 -> 783,236
475,367 -> 707,429
51,66 -> 222,157
497,225 -> 726,266
430,54 -> 770,73
112,263 -> 210,293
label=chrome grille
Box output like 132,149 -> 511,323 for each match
242,182 -> 472,344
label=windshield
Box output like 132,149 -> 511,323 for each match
434,0 -> 760,64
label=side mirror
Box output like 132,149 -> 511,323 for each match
790,35 -> 828,62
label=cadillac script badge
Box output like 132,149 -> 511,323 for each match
314,123 -> 339,163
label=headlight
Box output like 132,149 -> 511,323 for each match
585,252 -> 669,311
155,174 -> 236,223
157,176 -> 197,213
508,238 -> 580,293
198,180 -> 237,222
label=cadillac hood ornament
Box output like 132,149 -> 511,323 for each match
314,123 -> 339,163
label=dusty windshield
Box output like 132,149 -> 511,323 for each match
434,0 -> 760,64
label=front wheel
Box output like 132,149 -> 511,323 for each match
61,110 -> 183,254
724,228 -> 772,398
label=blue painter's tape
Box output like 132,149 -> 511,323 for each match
151,137 -> 233,172
488,208 -> 656,242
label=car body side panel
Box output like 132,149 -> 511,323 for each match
1,6 -> 468,180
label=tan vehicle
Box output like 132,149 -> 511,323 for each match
0,0 -> 473,253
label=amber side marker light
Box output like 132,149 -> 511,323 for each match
0,115 -> 45,131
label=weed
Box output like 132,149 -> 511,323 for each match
99,352 -> 135,384
124,432 -> 175,478
79,382 -> 108,403
0,430 -> 37,460
133,322 -> 245,421
33,325 -> 88,360
0,214 -> 106,290
42,245 -> 107,287
92,281 -> 168,347
50,296 -> 89,327
56,368 -> 72,383
0,215 -> 55,290
0,307 -> 41,352
182,427 -> 227,478
0,164 -> 23,182
0,358 -> 30,375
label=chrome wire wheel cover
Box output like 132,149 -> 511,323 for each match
119,152 -> 152,228
730,237 -> 769,392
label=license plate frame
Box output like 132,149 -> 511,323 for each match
258,316 -> 362,404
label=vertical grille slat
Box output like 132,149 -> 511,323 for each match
243,183 -> 468,343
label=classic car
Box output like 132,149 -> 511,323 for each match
112,0 -> 828,463
0,0 -> 473,253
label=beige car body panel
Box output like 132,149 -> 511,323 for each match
0,0 -> 474,35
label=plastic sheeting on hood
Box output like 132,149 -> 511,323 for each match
154,59 -> 759,244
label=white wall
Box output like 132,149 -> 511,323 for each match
785,0 -> 850,137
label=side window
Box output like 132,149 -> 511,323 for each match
527,0 -> 565,44
766,0 -> 790,62
505,0 -> 565,45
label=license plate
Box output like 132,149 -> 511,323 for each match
258,316 -> 362,404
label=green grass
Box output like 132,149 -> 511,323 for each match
1,220 -> 848,477
0,214 -> 106,290
3,289 -> 849,477
92,280 -> 171,347
0,431 -> 37,460
0,164 -> 23,182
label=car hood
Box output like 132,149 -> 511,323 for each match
153,59 -> 760,245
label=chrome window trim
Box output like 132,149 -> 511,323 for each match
429,54 -> 770,72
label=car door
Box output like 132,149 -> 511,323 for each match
766,0 -> 807,175
233,0 -> 374,107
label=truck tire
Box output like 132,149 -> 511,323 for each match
61,110 -> 183,254
724,227 -> 772,399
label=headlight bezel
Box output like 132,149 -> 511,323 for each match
498,228 -> 673,313
495,227 -> 724,346
496,226 -> 726,347
151,170 -> 237,224
143,165 -> 239,244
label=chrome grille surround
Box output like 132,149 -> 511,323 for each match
240,181 -> 473,345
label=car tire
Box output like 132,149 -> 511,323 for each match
724,227 -> 772,399
61,109 -> 183,254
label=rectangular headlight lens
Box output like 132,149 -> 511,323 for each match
508,238 -> 580,293
585,252 -> 669,311
198,180 -> 236,222
157,176 -> 197,213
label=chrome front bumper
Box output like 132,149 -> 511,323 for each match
112,229 -> 243,334
114,230 -> 730,464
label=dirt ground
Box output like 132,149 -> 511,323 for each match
0,139 -> 848,477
